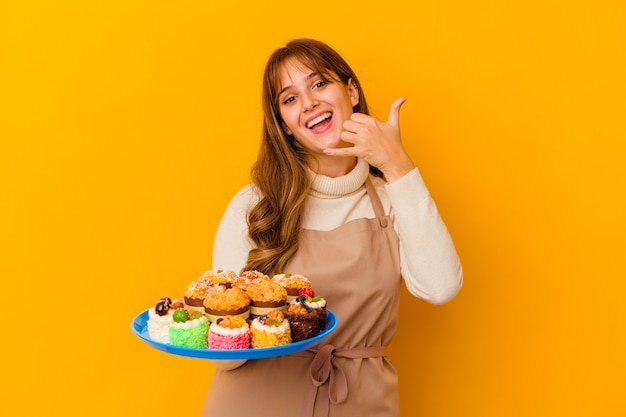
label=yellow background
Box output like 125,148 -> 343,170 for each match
2,0 -> 625,416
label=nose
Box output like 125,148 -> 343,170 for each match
300,90 -> 318,112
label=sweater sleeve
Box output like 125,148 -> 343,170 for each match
210,185 -> 257,371
385,168 -> 463,304
212,185 -> 257,273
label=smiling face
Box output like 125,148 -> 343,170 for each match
277,58 -> 359,169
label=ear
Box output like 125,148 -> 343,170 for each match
348,78 -> 360,108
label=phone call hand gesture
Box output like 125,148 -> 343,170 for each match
324,97 -> 415,182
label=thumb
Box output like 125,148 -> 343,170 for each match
387,97 -> 407,127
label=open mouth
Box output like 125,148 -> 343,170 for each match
306,112 -> 332,129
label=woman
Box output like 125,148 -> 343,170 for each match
203,38 -> 463,417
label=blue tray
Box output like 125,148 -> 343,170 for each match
131,308 -> 337,360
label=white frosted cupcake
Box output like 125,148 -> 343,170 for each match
147,297 -> 183,343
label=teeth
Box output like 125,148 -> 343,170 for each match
306,112 -> 332,129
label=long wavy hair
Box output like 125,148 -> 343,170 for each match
242,38 -> 382,275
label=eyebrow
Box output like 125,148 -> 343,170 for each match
279,71 -> 320,97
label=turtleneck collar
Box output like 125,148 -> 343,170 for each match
308,158 -> 370,199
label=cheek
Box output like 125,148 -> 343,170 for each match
280,110 -> 296,135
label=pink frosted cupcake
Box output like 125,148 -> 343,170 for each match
208,316 -> 251,350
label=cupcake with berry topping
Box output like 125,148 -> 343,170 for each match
245,277 -> 288,319
283,295 -> 320,342
300,288 -> 327,332
203,286 -> 251,323
250,310 -> 291,348
271,273 -> 312,303
208,315 -> 251,350
147,297 -> 182,343
168,308 -> 209,348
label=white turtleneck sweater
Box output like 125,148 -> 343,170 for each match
212,158 -> 463,304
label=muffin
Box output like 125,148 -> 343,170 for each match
245,277 -> 287,319
232,270 -> 266,290
208,315 -> 251,350
271,273 -> 312,303
203,286 -> 251,323
214,269 -> 239,285
198,269 -> 234,288
183,276 -> 215,313
250,310 -> 291,348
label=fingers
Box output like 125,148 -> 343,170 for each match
387,97 -> 407,127
322,145 -> 356,157
348,97 -> 406,128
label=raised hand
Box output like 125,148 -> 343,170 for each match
323,97 -> 415,182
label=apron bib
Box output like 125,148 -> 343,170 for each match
204,177 -> 402,417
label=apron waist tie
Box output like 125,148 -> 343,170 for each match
291,344 -> 386,417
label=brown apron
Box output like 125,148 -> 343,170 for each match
203,177 -> 402,417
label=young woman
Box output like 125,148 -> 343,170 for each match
203,38 -> 463,417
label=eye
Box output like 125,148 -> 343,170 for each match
313,80 -> 327,89
281,96 -> 296,105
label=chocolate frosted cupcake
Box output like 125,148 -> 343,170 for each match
271,273 -> 311,303
245,277 -> 287,319
283,297 -> 320,342
304,294 -> 327,332
203,286 -> 251,323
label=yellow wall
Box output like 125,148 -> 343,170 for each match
2,0 -> 625,415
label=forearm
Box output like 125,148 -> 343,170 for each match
386,168 -> 463,304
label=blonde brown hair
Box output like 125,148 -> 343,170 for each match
243,38 -> 382,275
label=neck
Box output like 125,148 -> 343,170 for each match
307,155 -> 357,178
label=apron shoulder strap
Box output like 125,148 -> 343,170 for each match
364,176 -> 388,227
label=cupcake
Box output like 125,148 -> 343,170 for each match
300,288 -> 328,332
250,310 -> 291,348
283,297 -> 320,342
147,297 -> 181,343
245,277 -> 287,319
168,308 -> 209,348
232,270 -> 266,290
183,276 -> 215,313
199,269 -> 235,288
208,315 -> 251,350
215,269 -> 239,282
271,273 -> 311,303
203,286 -> 251,323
